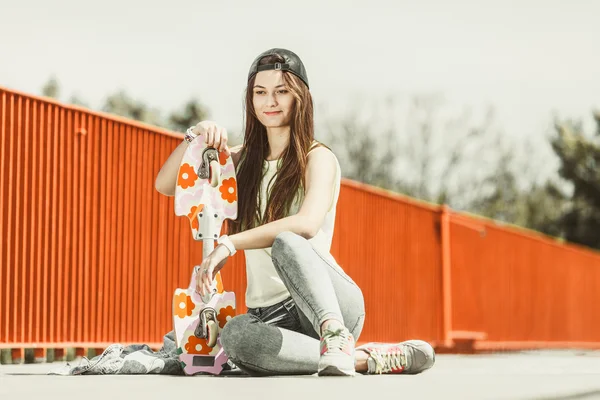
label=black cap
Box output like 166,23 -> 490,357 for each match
247,48 -> 309,89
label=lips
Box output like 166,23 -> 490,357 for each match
264,111 -> 281,116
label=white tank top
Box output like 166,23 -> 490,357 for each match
243,146 -> 342,308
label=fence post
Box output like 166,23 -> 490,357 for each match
440,205 -> 453,348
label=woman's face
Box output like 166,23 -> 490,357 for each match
252,70 -> 295,129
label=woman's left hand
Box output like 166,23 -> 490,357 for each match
196,244 -> 231,297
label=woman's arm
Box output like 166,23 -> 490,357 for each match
155,140 -> 189,196
228,147 -> 337,250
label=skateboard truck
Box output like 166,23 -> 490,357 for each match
195,307 -> 219,348
197,148 -> 220,187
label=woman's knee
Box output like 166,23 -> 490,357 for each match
221,313 -> 285,372
271,231 -> 307,266
221,314 -> 256,361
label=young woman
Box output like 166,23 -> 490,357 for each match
155,48 -> 435,376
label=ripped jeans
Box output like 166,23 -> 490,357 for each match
220,231 -> 365,376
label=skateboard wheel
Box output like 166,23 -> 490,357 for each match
209,160 -> 220,188
206,320 -> 218,348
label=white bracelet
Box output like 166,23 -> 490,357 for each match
184,126 -> 198,144
217,235 -> 237,256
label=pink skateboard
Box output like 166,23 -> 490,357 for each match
172,133 -> 238,375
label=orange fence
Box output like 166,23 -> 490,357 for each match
1,86 -> 599,358
449,213 -> 600,349
333,181 -> 444,343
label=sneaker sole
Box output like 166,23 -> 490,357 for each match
318,365 -> 355,377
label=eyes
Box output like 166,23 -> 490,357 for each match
254,89 -> 289,96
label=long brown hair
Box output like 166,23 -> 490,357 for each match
229,54 -> 315,234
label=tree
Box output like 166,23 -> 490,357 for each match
100,90 -> 213,135
549,111 -> 600,249
319,94 -> 509,209
468,147 -> 567,237
102,90 -> 163,127
68,94 -> 89,108
319,92 -> 575,240
39,76 -> 211,134
470,110 -> 600,249
42,76 -> 60,99
320,103 -> 399,191
167,99 -> 210,133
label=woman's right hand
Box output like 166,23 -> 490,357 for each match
192,121 -> 230,157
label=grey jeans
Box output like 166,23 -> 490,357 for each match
220,231 -> 366,376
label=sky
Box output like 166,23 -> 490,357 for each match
1,0 -> 599,167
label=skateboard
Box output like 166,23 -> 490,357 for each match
172,133 -> 238,375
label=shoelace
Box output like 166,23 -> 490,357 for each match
322,328 -> 350,352
370,347 -> 408,374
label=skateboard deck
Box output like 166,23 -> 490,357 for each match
173,133 -> 238,375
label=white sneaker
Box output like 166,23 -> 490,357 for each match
317,327 -> 356,376
356,340 -> 435,374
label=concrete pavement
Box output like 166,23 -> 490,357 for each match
2,350 -> 600,400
